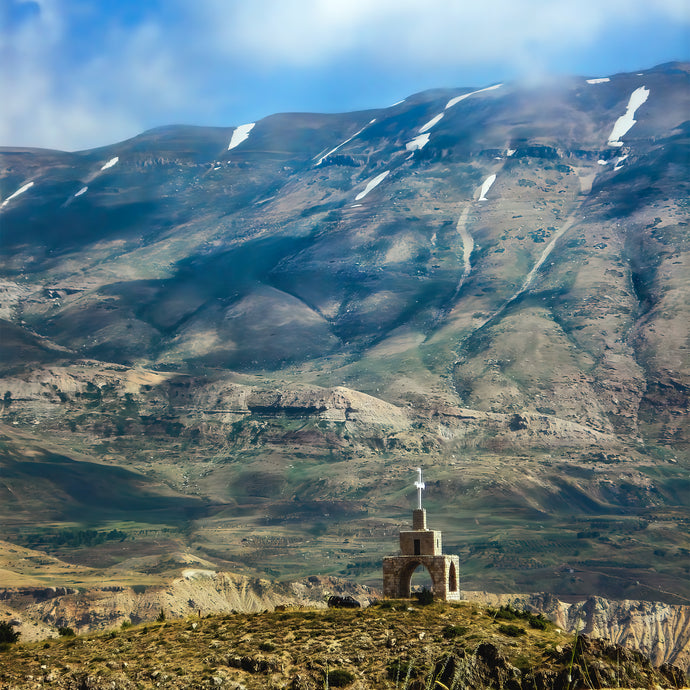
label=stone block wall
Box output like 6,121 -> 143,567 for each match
383,554 -> 460,601
399,529 -> 441,556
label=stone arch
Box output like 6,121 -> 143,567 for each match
448,561 -> 458,592
383,554 -> 460,601
398,558 -> 439,597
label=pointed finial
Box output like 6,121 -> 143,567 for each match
414,467 -> 425,510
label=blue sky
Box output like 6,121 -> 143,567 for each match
1,0 -> 688,151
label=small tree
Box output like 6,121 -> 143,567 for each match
0,621 -> 20,645
156,608 -> 166,623
414,588 -> 434,606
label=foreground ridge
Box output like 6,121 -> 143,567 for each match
0,603 -> 686,689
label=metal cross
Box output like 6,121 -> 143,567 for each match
414,467 -> 425,510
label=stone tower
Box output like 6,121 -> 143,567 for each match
382,469 -> 461,601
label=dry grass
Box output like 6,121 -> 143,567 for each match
0,601 -> 683,689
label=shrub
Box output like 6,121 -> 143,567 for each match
492,605 -> 550,630
528,615 -> 548,630
498,623 -> 526,637
0,621 -> 19,645
493,606 -> 518,621
156,609 -> 166,623
58,626 -> 75,637
259,641 -> 276,652
387,659 -> 420,681
326,668 -> 355,687
441,624 -> 468,639
414,588 -> 434,606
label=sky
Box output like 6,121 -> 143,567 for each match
1,0 -> 688,151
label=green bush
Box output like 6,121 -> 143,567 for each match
493,606 -> 518,621
528,615 -> 548,630
259,641 -> 276,652
387,659 -> 421,681
441,624 -> 468,639
0,621 -> 19,645
491,605 -> 550,630
58,626 -> 75,637
326,668 -> 355,687
413,588 -> 434,606
498,623 -> 526,637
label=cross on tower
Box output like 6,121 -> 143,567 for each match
382,466 -> 461,601
414,467 -> 425,510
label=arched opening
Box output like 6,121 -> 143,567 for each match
448,562 -> 457,592
409,563 -> 434,594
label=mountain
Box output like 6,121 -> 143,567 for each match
0,63 -> 689,610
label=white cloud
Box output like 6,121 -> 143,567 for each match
0,0 -> 687,150
199,0 -> 689,68
0,0 -> 198,149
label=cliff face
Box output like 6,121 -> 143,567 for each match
0,573 -> 374,641
465,591 -> 690,670
557,596 -> 690,672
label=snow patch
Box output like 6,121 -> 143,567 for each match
74,186 -> 88,197
445,83 -> 502,110
355,170 -> 390,201
315,119 -> 375,165
388,99 -> 405,107
598,160 -> 609,165
608,86 -> 649,147
613,154 -> 629,171
406,133 -> 431,151
587,77 -> 610,84
478,173 -> 497,201
419,113 -> 444,134
100,156 -> 119,170
455,206 -> 474,292
228,123 -> 255,150
1,181 -> 34,208
506,149 -> 516,157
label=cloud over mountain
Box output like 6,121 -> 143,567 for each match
0,0 -> 687,150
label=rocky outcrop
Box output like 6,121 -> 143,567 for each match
465,591 -> 690,671
429,637 -> 685,690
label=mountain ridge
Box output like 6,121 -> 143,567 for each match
0,62 -> 688,620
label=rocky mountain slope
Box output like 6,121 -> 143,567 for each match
0,63 -> 689,612
1,600 -> 687,689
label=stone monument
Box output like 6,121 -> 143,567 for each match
382,468 -> 461,601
